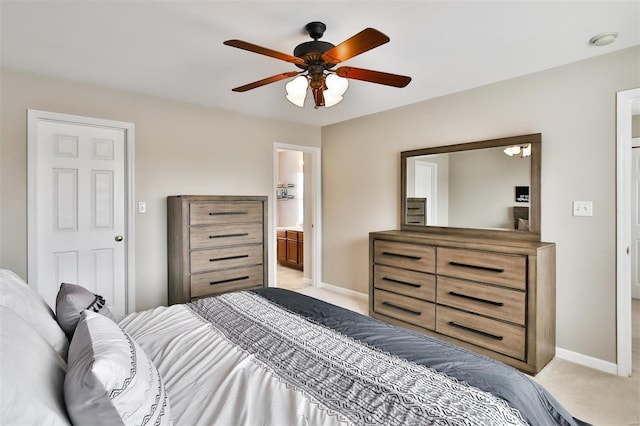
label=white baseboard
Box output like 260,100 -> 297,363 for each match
555,347 -> 618,375
317,282 -> 369,302
302,277 -> 312,285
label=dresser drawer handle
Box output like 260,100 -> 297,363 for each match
407,207 -> 421,211
209,254 -> 249,262
448,321 -> 504,341
210,276 -> 249,285
381,301 -> 421,316
382,277 -> 421,288
407,221 -> 423,224
448,291 -> 504,306
382,251 -> 422,261
209,233 -> 249,239
448,261 -> 504,273
208,211 -> 248,216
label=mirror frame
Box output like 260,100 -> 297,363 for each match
401,133 -> 541,241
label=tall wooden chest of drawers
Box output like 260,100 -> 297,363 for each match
167,195 -> 268,304
369,230 -> 555,374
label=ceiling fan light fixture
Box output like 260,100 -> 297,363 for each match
504,144 -> 531,158
285,75 -> 309,107
323,73 -> 348,107
326,73 -> 349,97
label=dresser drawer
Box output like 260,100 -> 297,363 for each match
190,265 -> 264,298
374,240 -> 435,273
436,248 -> 526,290
373,289 -> 435,329
190,223 -> 263,250
373,264 -> 435,302
190,244 -> 263,274
437,276 -> 525,325
189,201 -> 263,226
436,306 -> 525,360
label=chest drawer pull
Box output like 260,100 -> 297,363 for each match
382,277 -> 421,288
209,254 -> 249,262
448,261 -> 505,274
382,301 -> 421,316
449,321 -> 504,341
208,211 -> 248,216
209,233 -> 249,239
448,291 -> 504,307
383,251 -> 422,261
210,276 -> 250,285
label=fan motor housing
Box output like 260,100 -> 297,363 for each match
293,41 -> 336,69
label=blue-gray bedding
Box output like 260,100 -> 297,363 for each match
251,288 -> 590,426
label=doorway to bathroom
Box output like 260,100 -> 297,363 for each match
272,143 -> 321,291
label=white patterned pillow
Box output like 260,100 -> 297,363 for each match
56,282 -> 116,338
64,310 -> 172,426
0,269 -> 69,359
0,306 -> 71,425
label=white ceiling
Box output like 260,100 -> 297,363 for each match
1,1 -> 638,127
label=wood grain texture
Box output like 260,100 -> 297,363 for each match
373,240 -> 435,273
373,289 -> 435,330
369,230 -> 555,374
437,276 -> 525,325
437,247 -> 526,290
167,195 -> 268,304
436,305 -> 525,360
373,264 -> 435,302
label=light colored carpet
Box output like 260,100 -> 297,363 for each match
296,286 -> 640,426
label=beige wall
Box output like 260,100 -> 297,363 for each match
321,46 -> 640,363
0,69 -> 321,311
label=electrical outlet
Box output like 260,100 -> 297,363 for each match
572,201 -> 593,217
138,202 -> 147,214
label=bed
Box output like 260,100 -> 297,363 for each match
0,269 -> 588,425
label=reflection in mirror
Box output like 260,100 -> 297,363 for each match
405,146 -> 530,229
401,134 -> 541,240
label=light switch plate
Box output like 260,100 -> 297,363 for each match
138,201 -> 146,214
572,201 -> 593,217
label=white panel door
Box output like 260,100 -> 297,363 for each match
414,161 -> 437,225
30,117 -> 128,317
632,142 -> 640,299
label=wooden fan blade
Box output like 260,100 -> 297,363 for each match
321,28 -> 389,64
224,39 -> 305,65
232,71 -> 300,92
336,67 -> 411,88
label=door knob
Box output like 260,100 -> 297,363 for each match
115,235 -> 124,242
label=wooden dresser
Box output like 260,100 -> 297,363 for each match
167,195 -> 268,304
405,198 -> 427,226
370,230 -> 555,374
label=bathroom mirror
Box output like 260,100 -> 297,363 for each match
401,133 -> 541,240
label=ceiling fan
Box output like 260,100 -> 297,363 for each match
223,22 -> 412,109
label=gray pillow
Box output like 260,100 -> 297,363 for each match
64,310 -> 172,426
55,283 -> 116,338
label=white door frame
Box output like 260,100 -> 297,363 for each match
272,143 -> 322,288
27,110 -> 136,314
616,88 -> 639,377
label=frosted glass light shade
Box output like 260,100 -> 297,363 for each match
503,144 -> 531,157
285,76 -> 309,107
326,74 -> 348,96
503,146 -> 521,156
323,74 -> 348,107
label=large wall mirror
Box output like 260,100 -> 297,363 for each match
401,133 -> 541,241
